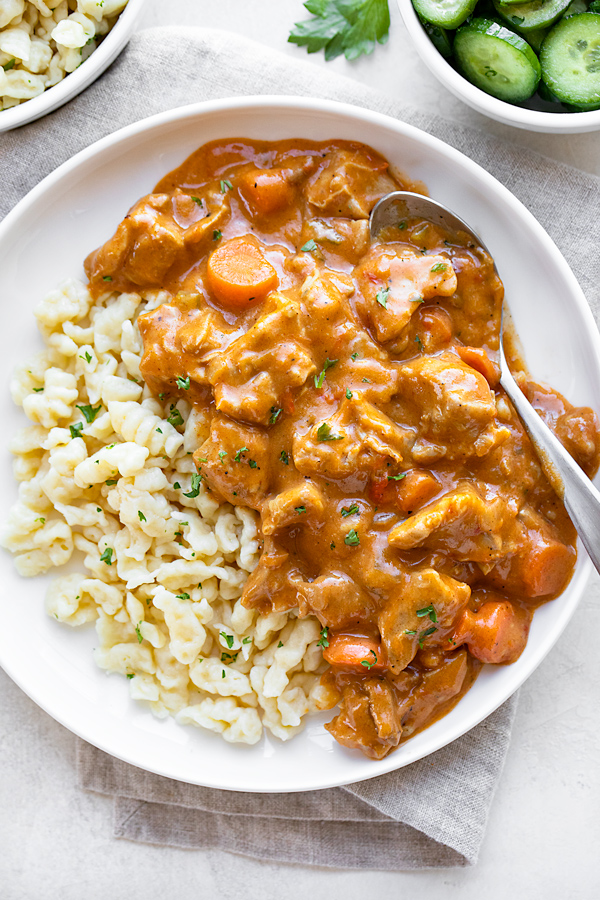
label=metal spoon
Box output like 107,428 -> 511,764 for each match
369,190 -> 600,574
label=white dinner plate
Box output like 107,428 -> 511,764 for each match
1,97 -> 599,792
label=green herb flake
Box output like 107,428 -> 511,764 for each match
137,510 -> 146,523
330,541 -> 336,550
173,482 -> 181,490
242,637 -> 251,645
416,604 -> 437,623
341,503 -> 359,517
176,375 -> 190,391
376,286 -> 390,309
317,422 -> 343,442
69,422 -> 84,439
280,449 -> 289,465
234,446 -> 249,462
344,528 -> 360,546
314,357 -> 338,389
176,592 -> 191,600
156,427 -> 163,434
220,179 -> 233,193
269,407 -> 282,424
191,196 -> 203,205
32,387 -> 44,393
248,459 -> 259,469
35,517 -> 46,524
301,239 -> 317,252
105,479 -> 118,486
76,403 -> 102,424
222,669 -> 226,678
100,547 -> 113,565
387,473 -> 406,481
398,220 -> 407,230
418,625 -> 437,648
278,641 -> 284,648
405,629 -> 417,636
430,262 -> 447,273
360,649 -> 378,669
126,673 -> 134,679
295,505 -> 307,514
79,351 -> 92,363
221,651 -> 239,663
213,229 -> 222,240
350,352 -> 359,361
220,632 -> 234,649
415,335 -> 423,350
167,408 -> 184,428
102,275 -> 112,282
346,388 -> 353,399
3,59 -> 16,71
317,626 -> 330,649
183,473 -> 202,498
159,392 -> 166,401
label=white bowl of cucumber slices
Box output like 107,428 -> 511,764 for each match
398,0 -> 600,131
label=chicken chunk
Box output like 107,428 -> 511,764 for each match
85,194 -> 185,290
379,568 -> 471,673
300,217 -> 370,263
388,483 -> 519,563
195,415 -> 270,509
241,552 -> 303,614
293,394 -> 411,481
325,678 -> 403,760
355,248 -> 457,343
398,650 -> 468,739
261,482 -> 324,535
207,292 -> 316,425
305,146 -> 397,219
296,571 -> 377,629
396,351 -> 504,461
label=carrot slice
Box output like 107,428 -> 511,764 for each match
396,470 -> 439,514
240,168 -> 295,215
455,345 -> 500,387
207,236 -> 279,309
452,600 -> 530,665
323,633 -> 387,672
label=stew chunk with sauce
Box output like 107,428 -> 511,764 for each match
85,138 -> 600,760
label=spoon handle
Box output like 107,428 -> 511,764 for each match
499,349 -> 600,574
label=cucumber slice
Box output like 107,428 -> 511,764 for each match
525,27 -> 550,51
454,18 -> 542,101
412,0 -> 478,29
493,0 -> 572,33
540,13 -> 600,106
420,19 -> 454,58
565,0 -> 589,15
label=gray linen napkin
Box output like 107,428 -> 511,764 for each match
3,25 -> 600,871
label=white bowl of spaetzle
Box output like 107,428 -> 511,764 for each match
0,0 -> 145,131
1,97 -> 599,792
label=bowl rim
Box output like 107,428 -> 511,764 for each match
0,94 -> 598,791
0,0 -> 147,133
396,0 -> 600,133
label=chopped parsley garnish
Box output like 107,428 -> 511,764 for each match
288,0 -> 390,61
280,449 -> 290,465
135,622 -> 143,644
301,239 -> 317,252
137,510 -> 146,522
330,541 -> 336,550
387,473 -> 406,481
415,335 -> 423,350
350,352 -> 359,360
173,482 -> 181,490
105,479 -> 118,486
176,375 -> 190,390
418,625 -> 437,648
314,357 -> 338,389
191,196 -> 203,205
176,592 -> 191,600
341,504 -> 359,517
32,387 -> 44,392
344,528 -> 360,546
295,505 -> 307,514
35,517 -> 45,524
183,473 -> 202,498
278,641 -> 284,648
269,406 -> 282,424
416,604 -> 438,623
220,179 -> 233,193
126,673 -> 134,680
220,632 -> 234,649
317,626 -> 330,649
222,670 -> 226,678
102,275 -> 112,282
167,408 -> 184,428
100,547 -> 113,565
3,59 -> 16,71
376,286 -> 390,309
398,220 -> 407,230
221,651 -> 239,663
69,422 -> 84,439
431,262 -> 447,273
76,403 -> 102,424
316,422 -> 343,442
242,637 -> 251,645
234,446 -> 249,462
360,649 -> 378,669
217,451 -> 227,465
346,388 -> 353,399
405,629 -> 417,636
213,229 -> 222,240
156,427 -> 163,434
79,351 -> 92,363
248,459 -> 259,469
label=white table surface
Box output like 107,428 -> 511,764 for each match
3,1 -> 600,897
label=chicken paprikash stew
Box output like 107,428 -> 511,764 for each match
84,138 -> 600,759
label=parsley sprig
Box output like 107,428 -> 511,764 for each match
289,0 -> 390,62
